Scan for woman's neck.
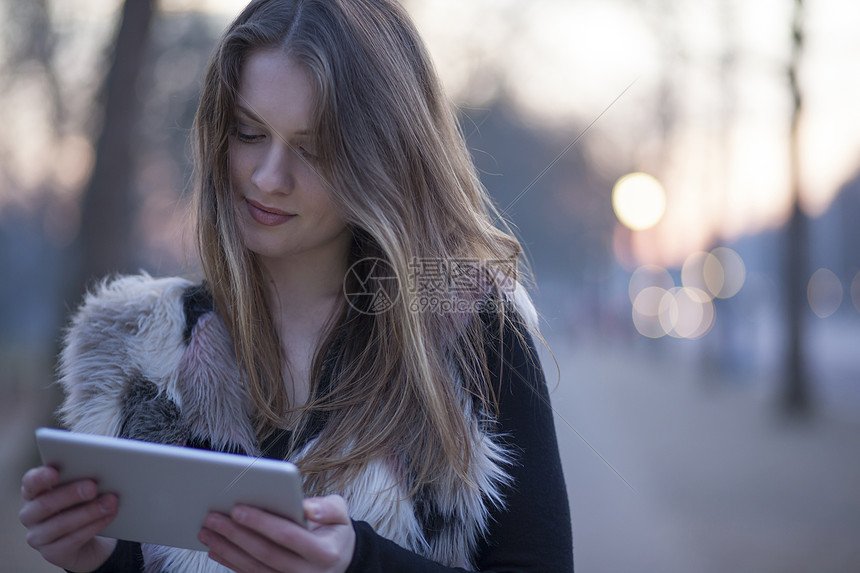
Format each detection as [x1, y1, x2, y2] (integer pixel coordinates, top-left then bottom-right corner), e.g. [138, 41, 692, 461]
[259, 243, 350, 414]
[259, 237, 351, 335]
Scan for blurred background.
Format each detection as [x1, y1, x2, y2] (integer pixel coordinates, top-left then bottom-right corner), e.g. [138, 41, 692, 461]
[2, 0, 859, 571]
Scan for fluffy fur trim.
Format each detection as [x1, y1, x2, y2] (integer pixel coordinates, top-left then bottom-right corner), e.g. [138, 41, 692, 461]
[58, 274, 192, 438]
[58, 274, 521, 571]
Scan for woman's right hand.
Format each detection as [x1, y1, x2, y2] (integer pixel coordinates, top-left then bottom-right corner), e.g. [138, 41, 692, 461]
[19, 466, 119, 572]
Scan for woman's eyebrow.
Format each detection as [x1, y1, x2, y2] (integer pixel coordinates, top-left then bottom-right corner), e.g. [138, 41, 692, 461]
[235, 104, 265, 124]
[235, 104, 310, 136]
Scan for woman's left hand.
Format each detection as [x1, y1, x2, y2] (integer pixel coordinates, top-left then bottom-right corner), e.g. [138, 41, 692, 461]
[199, 495, 355, 573]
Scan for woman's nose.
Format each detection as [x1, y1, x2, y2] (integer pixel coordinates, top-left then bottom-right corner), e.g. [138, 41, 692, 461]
[251, 144, 295, 194]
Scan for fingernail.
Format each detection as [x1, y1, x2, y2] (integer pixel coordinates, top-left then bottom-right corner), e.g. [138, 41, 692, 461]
[78, 482, 95, 500]
[305, 500, 321, 520]
[198, 529, 210, 545]
[233, 507, 247, 523]
[99, 495, 114, 513]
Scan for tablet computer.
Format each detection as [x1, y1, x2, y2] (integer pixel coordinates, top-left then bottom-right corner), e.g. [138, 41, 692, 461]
[36, 427, 305, 551]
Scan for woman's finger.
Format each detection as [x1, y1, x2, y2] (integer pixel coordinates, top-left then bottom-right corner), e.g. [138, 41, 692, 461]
[229, 505, 314, 551]
[199, 519, 285, 573]
[20, 466, 59, 501]
[19, 479, 98, 527]
[36, 514, 117, 567]
[303, 496, 350, 527]
[234, 497, 353, 569]
[25, 494, 117, 548]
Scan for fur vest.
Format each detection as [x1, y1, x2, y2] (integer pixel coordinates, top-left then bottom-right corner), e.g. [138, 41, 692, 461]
[57, 274, 533, 572]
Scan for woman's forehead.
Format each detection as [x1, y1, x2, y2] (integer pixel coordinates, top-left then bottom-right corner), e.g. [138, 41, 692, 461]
[235, 49, 315, 135]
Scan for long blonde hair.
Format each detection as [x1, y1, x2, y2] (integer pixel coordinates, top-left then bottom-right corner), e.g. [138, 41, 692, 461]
[192, 0, 526, 495]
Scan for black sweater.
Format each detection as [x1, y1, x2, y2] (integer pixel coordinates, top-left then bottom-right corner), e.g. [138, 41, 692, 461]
[85, 310, 573, 572]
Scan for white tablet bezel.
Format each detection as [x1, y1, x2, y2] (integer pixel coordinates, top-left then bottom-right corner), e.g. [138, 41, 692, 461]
[36, 427, 306, 551]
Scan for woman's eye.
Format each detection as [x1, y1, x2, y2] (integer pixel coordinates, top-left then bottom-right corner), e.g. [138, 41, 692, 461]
[235, 131, 264, 143]
[231, 123, 264, 143]
[296, 145, 318, 161]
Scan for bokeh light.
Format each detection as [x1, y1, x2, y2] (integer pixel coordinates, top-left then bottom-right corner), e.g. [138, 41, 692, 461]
[681, 251, 721, 300]
[658, 287, 715, 340]
[808, 268, 843, 318]
[612, 172, 667, 231]
[680, 247, 746, 301]
[852, 272, 860, 313]
[630, 258, 728, 340]
[632, 286, 670, 338]
[628, 265, 674, 303]
[710, 247, 746, 299]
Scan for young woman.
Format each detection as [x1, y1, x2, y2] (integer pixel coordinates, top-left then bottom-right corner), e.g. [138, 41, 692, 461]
[19, 0, 573, 571]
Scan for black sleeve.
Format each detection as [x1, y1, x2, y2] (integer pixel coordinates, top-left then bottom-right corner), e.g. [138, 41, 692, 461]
[344, 308, 574, 572]
[474, 308, 574, 571]
[347, 520, 472, 573]
[64, 539, 143, 573]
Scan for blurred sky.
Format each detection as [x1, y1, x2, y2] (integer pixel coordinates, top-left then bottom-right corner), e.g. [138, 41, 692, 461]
[186, 0, 860, 267]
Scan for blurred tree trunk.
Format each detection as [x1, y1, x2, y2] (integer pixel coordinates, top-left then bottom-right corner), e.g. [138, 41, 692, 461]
[40, 0, 156, 432]
[71, 0, 156, 302]
[782, 0, 812, 416]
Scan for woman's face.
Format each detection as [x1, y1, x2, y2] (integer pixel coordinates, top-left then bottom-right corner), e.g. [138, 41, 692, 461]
[229, 49, 351, 267]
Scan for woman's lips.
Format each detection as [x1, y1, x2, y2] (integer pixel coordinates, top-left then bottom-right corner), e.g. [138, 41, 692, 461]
[245, 199, 295, 226]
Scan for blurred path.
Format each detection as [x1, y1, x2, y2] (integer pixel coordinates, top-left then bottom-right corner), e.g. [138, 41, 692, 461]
[546, 333, 860, 573]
